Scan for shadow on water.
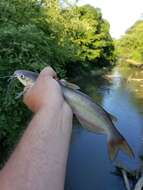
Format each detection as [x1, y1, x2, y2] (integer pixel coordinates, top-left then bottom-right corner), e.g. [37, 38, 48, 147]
[65, 66, 143, 190]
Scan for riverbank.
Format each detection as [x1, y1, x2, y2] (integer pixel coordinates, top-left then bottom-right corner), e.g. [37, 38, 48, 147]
[125, 59, 143, 68]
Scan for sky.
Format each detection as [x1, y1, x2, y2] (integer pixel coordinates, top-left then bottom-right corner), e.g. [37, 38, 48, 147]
[77, 0, 143, 39]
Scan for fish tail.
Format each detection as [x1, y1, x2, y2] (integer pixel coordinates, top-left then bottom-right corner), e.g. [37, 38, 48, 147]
[107, 132, 134, 161]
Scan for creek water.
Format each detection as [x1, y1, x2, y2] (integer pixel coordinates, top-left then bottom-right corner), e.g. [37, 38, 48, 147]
[65, 66, 143, 190]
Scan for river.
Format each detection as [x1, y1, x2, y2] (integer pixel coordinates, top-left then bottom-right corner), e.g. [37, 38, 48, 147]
[65, 66, 143, 190]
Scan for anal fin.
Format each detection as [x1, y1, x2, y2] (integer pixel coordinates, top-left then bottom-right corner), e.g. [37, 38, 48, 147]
[107, 112, 118, 123]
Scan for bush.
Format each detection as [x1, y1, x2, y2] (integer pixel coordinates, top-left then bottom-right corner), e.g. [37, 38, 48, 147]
[0, 0, 115, 165]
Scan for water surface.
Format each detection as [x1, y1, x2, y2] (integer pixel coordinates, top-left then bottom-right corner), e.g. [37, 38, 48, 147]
[65, 66, 143, 190]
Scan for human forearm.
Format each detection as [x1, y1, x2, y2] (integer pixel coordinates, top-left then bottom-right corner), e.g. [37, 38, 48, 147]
[0, 103, 73, 190]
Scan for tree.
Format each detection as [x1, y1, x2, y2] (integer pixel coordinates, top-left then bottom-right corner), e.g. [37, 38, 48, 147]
[62, 5, 115, 72]
[0, 0, 115, 165]
[116, 19, 143, 64]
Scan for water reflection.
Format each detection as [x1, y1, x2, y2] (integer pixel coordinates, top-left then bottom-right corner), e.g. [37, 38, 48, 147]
[65, 66, 143, 190]
[119, 66, 143, 113]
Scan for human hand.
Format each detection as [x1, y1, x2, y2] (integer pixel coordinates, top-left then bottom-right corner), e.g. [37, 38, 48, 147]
[23, 67, 71, 114]
[0, 67, 73, 190]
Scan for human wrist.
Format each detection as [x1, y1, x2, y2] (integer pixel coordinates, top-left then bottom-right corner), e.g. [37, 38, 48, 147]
[36, 100, 64, 114]
[36, 101, 73, 130]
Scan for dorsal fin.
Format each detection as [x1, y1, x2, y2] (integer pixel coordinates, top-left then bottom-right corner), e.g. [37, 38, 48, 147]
[60, 79, 80, 90]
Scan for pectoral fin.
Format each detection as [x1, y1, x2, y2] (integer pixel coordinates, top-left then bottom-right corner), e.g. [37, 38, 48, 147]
[15, 91, 25, 99]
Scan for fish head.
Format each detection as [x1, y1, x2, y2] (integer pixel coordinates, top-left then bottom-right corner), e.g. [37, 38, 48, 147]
[14, 70, 38, 86]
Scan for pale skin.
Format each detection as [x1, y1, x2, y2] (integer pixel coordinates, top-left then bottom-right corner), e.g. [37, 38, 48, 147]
[0, 67, 73, 190]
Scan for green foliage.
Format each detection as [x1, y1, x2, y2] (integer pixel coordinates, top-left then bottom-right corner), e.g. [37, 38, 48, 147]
[0, 0, 115, 165]
[62, 5, 115, 71]
[116, 20, 143, 64]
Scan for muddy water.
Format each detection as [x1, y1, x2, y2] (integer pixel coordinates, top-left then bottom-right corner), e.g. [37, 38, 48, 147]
[65, 66, 143, 190]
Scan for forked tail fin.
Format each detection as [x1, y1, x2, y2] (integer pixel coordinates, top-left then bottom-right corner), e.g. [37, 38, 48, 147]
[107, 133, 134, 161]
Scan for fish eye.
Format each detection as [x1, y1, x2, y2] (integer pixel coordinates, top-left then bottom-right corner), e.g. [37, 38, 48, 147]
[21, 74, 25, 79]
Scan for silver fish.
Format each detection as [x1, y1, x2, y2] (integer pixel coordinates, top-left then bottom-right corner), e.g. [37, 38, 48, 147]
[14, 70, 134, 160]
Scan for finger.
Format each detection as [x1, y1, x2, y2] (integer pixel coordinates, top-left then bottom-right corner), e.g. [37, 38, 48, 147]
[39, 66, 57, 79]
[23, 85, 34, 103]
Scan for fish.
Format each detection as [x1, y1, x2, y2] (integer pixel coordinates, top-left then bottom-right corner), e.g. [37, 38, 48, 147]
[13, 70, 134, 160]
